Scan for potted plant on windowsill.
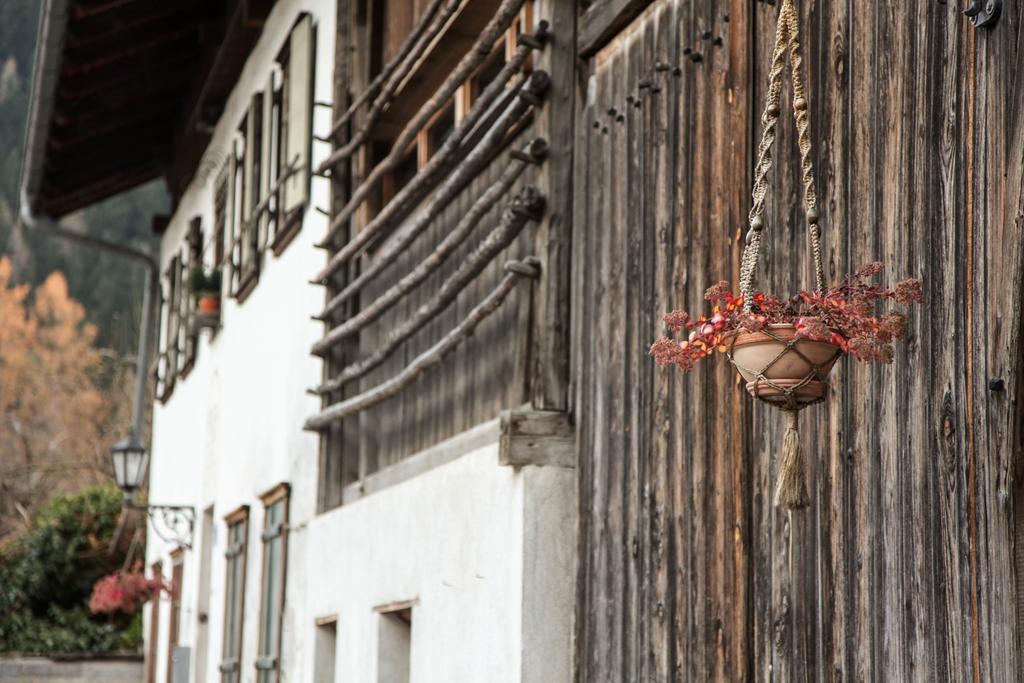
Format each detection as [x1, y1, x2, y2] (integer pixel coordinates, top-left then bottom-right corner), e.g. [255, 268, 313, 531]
[190, 268, 222, 325]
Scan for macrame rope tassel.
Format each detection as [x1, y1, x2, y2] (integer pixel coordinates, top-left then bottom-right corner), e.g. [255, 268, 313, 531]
[774, 409, 810, 509]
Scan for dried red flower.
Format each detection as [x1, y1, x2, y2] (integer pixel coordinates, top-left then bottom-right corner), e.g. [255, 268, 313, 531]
[650, 263, 922, 373]
[89, 566, 169, 615]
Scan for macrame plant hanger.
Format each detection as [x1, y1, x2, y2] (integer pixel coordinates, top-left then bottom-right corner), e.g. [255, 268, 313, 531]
[729, 0, 836, 510]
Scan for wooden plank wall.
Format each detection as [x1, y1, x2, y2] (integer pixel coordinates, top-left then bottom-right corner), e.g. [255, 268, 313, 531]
[573, 0, 1024, 679]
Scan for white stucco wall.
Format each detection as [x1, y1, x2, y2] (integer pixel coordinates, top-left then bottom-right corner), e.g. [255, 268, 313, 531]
[142, 1, 575, 681]
[146, 1, 334, 680]
[295, 435, 574, 683]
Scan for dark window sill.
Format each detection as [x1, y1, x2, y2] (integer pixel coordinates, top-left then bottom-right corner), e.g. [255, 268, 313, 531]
[234, 264, 260, 304]
[271, 205, 305, 256]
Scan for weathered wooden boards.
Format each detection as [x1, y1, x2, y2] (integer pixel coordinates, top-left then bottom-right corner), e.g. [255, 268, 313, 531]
[318, 0, 577, 493]
[499, 409, 575, 467]
[573, 0, 1024, 679]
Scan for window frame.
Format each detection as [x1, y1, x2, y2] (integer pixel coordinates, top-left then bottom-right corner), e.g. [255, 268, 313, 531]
[180, 218, 203, 377]
[255, 483, 290, 683]
[157, 254, 182, 402]
[146, 561, 163, 683]
[275, 14, 315, 255]
[166, 548, 185, 683]
[220, 505, 250, 683]
[214, 162, 230, 272]
[234, 97, 263, 302]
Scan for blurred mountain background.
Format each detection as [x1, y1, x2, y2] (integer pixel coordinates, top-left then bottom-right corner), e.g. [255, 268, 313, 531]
[0, 1, 165, 555]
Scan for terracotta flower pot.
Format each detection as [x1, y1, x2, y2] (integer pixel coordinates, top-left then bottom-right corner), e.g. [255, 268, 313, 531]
[729, 323, 841, 405]
[198, 295, 220, 315]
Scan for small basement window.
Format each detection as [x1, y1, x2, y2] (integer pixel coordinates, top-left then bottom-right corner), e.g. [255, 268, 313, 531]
[312, 616, 338, 683]
[376, 602, 414, 683]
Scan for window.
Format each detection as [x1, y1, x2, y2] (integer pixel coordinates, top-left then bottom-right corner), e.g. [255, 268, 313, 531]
[312, 616, 337, 683]
[375, 601, 414, 683]
[233, 97, 263, 299]
[255, 484, 289, 683]
[181, 218, 203, 376]
[220, 506, 249, 683]
[279, 15, 314, 236]
[166, 549, 185, 683]
[157, 254, 183, 402]
[263, 69, 282, 251]
[214, 165, 229, 271]
[146, 561, 162, 683]
[224, 15, 314, 303]
[195, 506, 216, 683]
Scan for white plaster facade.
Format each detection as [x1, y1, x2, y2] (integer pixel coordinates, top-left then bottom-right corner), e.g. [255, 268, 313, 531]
[144, 2, 575, 682]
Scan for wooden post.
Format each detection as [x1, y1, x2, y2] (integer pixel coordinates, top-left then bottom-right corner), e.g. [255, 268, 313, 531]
[529, 0, 576, 411]
[498, 409, 575, 468]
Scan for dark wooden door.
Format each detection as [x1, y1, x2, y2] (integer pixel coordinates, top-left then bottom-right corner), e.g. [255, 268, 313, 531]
[572, 0, 1024, 679]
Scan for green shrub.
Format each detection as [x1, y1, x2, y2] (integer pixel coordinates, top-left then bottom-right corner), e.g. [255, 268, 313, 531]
[0, 485, 143, 654]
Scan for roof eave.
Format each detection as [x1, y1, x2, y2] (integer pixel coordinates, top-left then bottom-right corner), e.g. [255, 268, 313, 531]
[20, 0, 70, 217]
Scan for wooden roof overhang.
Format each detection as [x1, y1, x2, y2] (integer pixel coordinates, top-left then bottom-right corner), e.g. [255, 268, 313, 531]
[21, 0, 276, 219]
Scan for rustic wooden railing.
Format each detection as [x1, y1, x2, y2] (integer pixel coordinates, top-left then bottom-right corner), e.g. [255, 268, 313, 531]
[307, 0, 555, 431]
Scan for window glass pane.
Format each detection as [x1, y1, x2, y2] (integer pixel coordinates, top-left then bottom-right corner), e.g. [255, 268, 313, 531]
[283, 15, 312, 213]
[222, 518, 246, 683]
[257, 497, 285, 683]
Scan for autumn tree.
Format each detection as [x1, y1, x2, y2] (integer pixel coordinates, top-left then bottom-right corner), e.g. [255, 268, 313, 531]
[0, 256, 130, 543]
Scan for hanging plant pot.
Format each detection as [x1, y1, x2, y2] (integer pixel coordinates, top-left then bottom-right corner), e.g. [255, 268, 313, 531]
[729, 324, 841, 406]
[649, 0, 923, 511]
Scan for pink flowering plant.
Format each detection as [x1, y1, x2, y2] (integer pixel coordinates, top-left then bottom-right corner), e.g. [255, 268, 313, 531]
[89, 566, 169, 616]
[649, 262, 923, 372]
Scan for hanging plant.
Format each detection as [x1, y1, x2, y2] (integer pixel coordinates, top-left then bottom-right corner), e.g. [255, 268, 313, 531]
[650, 0, 922, 510]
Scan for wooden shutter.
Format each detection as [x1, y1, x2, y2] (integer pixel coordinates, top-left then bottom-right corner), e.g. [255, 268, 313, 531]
[260, 72, 275, 250]
[227, 141, 239, 292]
[283, 15, 313, 214]
[242, 104, 258, 274]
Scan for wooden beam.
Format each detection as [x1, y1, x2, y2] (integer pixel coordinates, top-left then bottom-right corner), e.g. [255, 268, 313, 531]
[312, 187, 544, 369]
[328, 0, 452, 138]
[58, 51, 198, 99]
[529, 0, 575, 412]
[51, 98, 181, 135]
[64, 0, 208, 50]
[576, 0, 653, 58]
[318, 137, 545, 319]
[315, 67, 549, 280]
[42, 166, 160, 218]
[48, 126, 170, 156]
[304, 261, 539, 430]
[498, 409, 575, 468]
[71, 0, 143, 21]
[373, 598, 420, 614]
[62, 26, 199, 75]
[46, 153, 157, 196]
[58, 69, 192, 108]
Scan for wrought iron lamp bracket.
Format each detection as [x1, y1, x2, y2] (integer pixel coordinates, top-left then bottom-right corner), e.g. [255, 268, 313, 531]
[126, 501, 196, 549]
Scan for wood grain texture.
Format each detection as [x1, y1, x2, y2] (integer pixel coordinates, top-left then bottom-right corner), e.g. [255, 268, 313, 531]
[498, 409, 575, 467]
[573, 0, 1024, 679]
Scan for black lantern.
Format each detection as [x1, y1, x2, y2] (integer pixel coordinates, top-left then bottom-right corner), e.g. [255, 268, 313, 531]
[110, 435, 148, 498]
[110, 435, 194, 548]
